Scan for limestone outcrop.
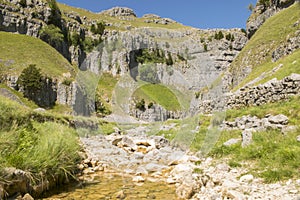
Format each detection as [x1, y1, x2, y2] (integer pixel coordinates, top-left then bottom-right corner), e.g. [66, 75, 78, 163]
[99, 7, 136, 17]
[246, 0, 296, 38]
[198, 73, 300, 113]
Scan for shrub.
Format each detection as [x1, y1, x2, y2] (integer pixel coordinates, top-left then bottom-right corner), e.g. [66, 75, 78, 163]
[203, 43, 208, 52]
[148, 102, 154, 109]
[214, 31, 224, 40]
[166, 52, 174, 66]
[62, 78, 73, 86]
[39, 24, 64, 49]
[241, 28, 247, 35]
[70, 32, 81, 46]
[46, 0, 61, 27]
[90, 22, 105, 35]
[226, 33, 235, 41]
[19, 0, 27, 7]
[17, 64, 43, 101]
[135, 99, 146, 111]
[248, 3, 254, 11]
[258, 0, 271, 7]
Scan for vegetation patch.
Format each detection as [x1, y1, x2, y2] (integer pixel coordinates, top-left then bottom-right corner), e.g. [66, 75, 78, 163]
[210, 129, 300, 183]
[95, 73, 119, 116]
[230, 3, 300, 88]
[0, 96, 81, 190]
[0, 31, 75, 78]
[225, 96, 300, 125]
[133, 84, 181, 111]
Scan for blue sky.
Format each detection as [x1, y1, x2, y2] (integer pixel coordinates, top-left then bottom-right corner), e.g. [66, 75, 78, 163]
[57, 0, 257, 29]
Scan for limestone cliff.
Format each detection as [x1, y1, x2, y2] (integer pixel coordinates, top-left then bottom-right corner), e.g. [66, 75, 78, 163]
[246, 0, 296, 38]
[0, 1, 249, 119]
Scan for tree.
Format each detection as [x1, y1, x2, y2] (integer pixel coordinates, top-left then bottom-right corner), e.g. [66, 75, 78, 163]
[17, 65, 43, 101]
[135, 99, 146, 111]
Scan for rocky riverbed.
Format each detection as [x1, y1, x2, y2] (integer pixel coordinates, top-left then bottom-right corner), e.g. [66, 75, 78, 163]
[74, 125, 300, 200]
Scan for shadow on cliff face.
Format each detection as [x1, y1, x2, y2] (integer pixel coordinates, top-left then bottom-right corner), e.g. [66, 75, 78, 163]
[129, 50, 140, 81]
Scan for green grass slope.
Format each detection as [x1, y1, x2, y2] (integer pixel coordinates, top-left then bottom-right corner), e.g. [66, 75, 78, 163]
[133, 84, 182, 111]
[230, 2, 300, 88]
[0, 32, 75, 78]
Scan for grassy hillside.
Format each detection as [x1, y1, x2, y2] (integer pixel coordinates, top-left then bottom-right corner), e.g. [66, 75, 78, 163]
[133, 84, 182, 111]
[230, 2, 300, 88]
[0, 32, 76, 79]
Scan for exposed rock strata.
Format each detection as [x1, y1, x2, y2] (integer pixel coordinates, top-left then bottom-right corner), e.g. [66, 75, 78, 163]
[199, 73, 300, 113]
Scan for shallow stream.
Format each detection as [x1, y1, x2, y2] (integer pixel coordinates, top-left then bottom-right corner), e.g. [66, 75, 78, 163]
[43, 172, 177, 200]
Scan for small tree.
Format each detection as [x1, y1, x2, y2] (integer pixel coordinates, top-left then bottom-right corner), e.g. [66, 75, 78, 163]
[135, 99, 146, 111]
[17, 65, 43, 101]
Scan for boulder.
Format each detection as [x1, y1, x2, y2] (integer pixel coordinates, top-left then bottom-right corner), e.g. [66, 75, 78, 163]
[132, 176, 145, 183]
[223, 138, 241, 146]
[100, 7, 136, 17]
[242, 129, 253, 147]
[22, 193, 34, 200]
[239, 174, 254, 183]
[267, 114, 289, 125]
[297, 135, 300, 142]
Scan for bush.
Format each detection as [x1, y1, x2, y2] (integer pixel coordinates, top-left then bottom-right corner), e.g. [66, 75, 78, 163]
[214, 31, 224, 40]
[46, 0, 62, 27]
[70, 32, 81, 46]
[19, 0, 27, 7]
[39, 24, 64, 49]
[17, 64, 43, 101]
[91, 22, 105, 35]
[226, 33, 235, 41]
[148, 102, 154, 109]
[135, 99, 146, 111]
[203, 43, 208, 52]
[166, 52, 174, 66]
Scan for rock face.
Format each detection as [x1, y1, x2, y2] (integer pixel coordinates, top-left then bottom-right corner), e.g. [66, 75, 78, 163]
[0, 0, 248, 119]
[246, 0, 296, 38]
[131, 104, 183, 122]
[99, 7, 136, 17]
[199, 73, 300, 113]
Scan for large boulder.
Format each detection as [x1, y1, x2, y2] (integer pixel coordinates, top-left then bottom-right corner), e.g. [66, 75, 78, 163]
[100, 7, 136, 17]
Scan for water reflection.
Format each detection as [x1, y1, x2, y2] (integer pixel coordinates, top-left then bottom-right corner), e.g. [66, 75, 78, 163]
[43, 172, 177, 200]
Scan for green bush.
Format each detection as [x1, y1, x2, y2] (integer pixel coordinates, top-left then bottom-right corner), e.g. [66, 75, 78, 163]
[17, 64, 43, 102]
[166, 52, 173, 66]
[135, 49, 165, 64]
[90, 22, 105, 35]
[203, 43, 208, 52]
[46, 0, 62, 27]
[135, 99, 146, 111]
[214, 31, 224, 40]
[148, 102, 154, 109]
[226, 33, 235, 41]
[39, 24, 64, 49]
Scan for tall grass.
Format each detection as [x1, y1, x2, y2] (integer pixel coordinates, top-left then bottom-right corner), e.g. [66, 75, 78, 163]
[0, 96, 81, 186]
[210, 128, 300, 183]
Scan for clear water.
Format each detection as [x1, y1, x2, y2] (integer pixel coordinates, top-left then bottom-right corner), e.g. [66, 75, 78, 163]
[43, 172, 177, 200]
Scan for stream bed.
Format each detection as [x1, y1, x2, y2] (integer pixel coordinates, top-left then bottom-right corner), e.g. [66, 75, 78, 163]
[43, 172, 177, 200]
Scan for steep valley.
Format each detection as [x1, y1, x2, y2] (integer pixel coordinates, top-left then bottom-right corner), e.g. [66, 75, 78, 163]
[0, 0, 299, 199]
